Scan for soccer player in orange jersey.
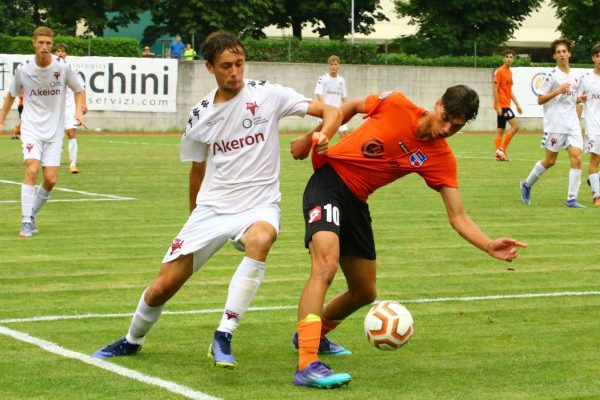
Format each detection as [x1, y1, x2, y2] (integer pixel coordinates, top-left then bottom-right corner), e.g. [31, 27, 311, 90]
[493, 49, 522, 161]
[289, 85, 527, 389]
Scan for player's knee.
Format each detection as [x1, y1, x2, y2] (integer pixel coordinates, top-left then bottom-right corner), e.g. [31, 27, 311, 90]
[244, 230, 277, 258]
[354, 287, 377, 306]
[311, 258, 338, 285]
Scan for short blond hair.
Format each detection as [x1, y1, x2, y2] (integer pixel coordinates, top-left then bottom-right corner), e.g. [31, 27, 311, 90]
[327, 55, 340, 64]
[33, 26, 55, 40]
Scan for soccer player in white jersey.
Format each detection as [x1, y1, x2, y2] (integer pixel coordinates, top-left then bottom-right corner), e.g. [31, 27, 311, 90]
[520, 38, 586, 208]
[315, 55, 349, 137]
[92, 31, 345, 375]
[54, 43, 87, 174]
[579, 43, 600, 206]
[0, 26, 86, 237]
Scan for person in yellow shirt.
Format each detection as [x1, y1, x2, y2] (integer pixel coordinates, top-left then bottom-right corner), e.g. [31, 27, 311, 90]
[184, 43, 197, 61]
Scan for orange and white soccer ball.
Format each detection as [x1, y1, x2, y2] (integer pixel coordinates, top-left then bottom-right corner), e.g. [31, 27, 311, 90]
[364, 300, 413, 350]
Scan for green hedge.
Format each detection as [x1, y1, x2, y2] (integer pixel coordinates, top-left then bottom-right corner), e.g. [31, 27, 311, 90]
[4, 36, 141, 57]
[243, 38, 379, 64]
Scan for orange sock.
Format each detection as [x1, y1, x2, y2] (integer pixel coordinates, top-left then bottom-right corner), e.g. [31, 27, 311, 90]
[321, 317, 341, 336]
[495, 134, 502, 150]
[502, 132, 513, 150]
[298, 314, 321, 370]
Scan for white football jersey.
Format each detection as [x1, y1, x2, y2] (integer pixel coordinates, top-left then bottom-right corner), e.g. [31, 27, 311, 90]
[9, 55, 84, 141]
[180, 79, 310, 213]
[64, 59, 86, 124]
[314, 73, 347, 107]
[538, 67, 581, 133]
[579, 71, 600, 136]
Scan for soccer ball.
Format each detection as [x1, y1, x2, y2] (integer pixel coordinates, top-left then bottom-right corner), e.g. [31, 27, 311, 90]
[364, 301, 413, 350]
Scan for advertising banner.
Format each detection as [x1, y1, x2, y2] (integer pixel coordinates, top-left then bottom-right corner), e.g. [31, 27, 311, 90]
[0, 55, 178, 112]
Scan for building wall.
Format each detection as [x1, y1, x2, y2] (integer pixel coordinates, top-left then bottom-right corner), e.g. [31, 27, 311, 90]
[3, 61, 543, 132]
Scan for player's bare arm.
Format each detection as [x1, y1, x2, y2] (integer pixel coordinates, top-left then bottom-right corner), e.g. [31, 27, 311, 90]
[440, 186, 527, 261]
[0, 92, 16, 132]
[493, 82, 502, 115]
[188, 161, 206, 214]
[74, 91, 89, 129]
[537, 82, 570, 105]
[291, 101, 342, 160]
[511, 92, 522, 114]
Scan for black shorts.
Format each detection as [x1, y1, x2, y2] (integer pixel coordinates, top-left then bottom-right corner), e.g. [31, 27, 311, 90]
[303, 164, 376, 260]
[497, 107, 516, 129]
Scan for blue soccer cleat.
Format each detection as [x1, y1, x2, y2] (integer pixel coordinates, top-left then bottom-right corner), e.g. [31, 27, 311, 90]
[520, 181, 531, 205]
[293, 332, 352, 355]
[92, 337, 141, 358]
[565, 199, 586, 209]
[293, 361, 351, 389]
[208, 330, 237, 369]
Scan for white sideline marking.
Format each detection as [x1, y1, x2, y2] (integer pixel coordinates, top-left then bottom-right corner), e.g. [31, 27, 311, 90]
[87, 139, 150, 145]
[0, 179, 135, 203]
[1, 291, 598, 324]
[0, 325, 221, 400]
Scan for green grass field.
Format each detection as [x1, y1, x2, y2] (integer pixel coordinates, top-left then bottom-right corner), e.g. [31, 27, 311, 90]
[0, 132, 599, 400]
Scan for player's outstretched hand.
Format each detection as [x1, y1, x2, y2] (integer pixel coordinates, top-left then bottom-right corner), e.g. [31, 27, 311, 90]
[75, 112, 89, 130]
[487, 238, 527, 262]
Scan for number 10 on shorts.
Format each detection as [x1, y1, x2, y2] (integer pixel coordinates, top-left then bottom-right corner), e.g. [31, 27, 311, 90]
[308, 204, 339, 226]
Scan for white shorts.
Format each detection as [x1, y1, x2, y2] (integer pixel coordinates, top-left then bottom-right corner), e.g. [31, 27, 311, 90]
[64, 115, 79, 130]
[162, 203, 281, 272]
[21, 133, 63, 167]
[586, 135, 600, 155]
[540, 130, 583, 152]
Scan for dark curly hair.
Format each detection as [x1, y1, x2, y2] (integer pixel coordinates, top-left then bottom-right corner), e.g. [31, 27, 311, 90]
[441, 85, 479, 123]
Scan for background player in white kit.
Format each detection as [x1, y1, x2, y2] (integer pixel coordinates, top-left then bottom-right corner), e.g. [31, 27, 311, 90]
[54, 43, 87, 174]
[578, 43, 600, 206]
[520, 38, 586, 208]
[92, 31, 342, 368]
[315, 55, 349, 137]
[0, 26, 86, 237]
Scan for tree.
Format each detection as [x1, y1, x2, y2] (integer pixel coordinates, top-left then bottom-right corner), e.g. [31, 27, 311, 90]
[394, 0, 543, 57]
[271, 0, 388, 40]
[551, 0, 600, 63]
[43, 0, 146, 36]
[143, 0, 276, 46]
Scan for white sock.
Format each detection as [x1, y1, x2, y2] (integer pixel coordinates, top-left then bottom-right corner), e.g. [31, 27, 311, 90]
[126, 289, 164, 345]
[217, 257, 265, 334]
[21, 184, 35, 222]
[68, 138, 78, 166]
[31, 186, 51, 217]
[525, 161, 546, 187]
[590, 173, 600, 198]
[567, 168, 581, 200]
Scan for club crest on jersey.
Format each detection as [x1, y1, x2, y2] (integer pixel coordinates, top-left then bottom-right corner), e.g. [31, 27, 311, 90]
[361, 139, 384, 159]
[246, 101, 259, 116]
[242, 118, 253, 128]
[53, 71, 61, 80]
[169, 238, 184, 255]
[409, 148, 428, 167]
[308, 206, 322, 224]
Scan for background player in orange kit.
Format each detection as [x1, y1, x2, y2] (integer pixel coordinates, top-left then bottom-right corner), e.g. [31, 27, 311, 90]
[493, 49, 522, 161]
[289, 85, 527, 389]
